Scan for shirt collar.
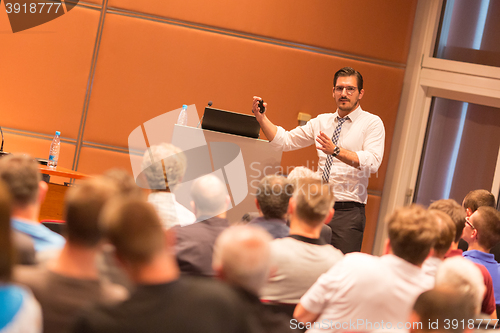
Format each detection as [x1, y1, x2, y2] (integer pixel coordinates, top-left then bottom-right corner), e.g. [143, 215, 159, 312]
[334, 105, 362, 122]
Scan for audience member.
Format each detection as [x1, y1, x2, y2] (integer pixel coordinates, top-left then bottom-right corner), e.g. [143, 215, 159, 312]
[213, 225, 293, 333]
[73, 199, 257, 333]
[173, 174, 230, 277]
[248, 175, 293, 239]
[141, 143, 196, 228]
[459, 189, 496, 252]
[462, 206, 500, 313]
[14, 177, 128, 333]
[293, 204, 437, 333]
[261, 179, 343, 307]
[435, 256, 485, 315]
[433, 199, 496, 317]
[0, 154, 65, 260]
[287, 167, 332, 244]
[421, 209, 455, 277]
[0, 180, 42, 332]
[102, 168, 145, 199]
[409, 288, 474, 333]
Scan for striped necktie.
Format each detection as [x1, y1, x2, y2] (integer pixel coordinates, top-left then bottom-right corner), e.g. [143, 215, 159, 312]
[322, 116, 348, 183]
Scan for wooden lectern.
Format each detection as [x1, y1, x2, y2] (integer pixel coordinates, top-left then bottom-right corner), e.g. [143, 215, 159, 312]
[38, 166, 89, 221]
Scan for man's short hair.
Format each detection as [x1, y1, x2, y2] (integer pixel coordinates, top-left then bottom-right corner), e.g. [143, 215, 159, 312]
[64, 177, 118, 247]
[100, 198, 165, 266]
[473, 206, 500, 250]
[429, 199, 466, 243]
[0, 180, 13, 282]
[141, 143, 186, 191]
[427, 210, 456, 257]
[412, 288, 474, 333]
[213, 225, 272, 294]
[191, 174, 227, 217]
[387, 205, 437, 266]
[333, 67, 363, 91]
[103, 168, 145, 199]
[256, 175, 294, 219]
[0, 154, 41, 208]
[435, 256, 484, 315]
[463, 189, 496, 213]
[293, 179, 334, 226]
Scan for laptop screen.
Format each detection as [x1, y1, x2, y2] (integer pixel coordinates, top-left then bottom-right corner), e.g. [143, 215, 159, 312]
[201, 107, 261, 139]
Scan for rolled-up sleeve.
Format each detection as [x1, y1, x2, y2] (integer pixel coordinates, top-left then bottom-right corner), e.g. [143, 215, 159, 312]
[355, 117, 385, 174]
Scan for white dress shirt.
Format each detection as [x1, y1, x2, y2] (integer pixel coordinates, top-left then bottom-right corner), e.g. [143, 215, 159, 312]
[299, 253, 433, 333]
[147, 192, 196, 229]
[270, 106, 385, 203]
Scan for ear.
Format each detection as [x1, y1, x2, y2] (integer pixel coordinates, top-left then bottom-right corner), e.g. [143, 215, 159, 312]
[287, 197, 295, 216]
[323, 208, 334, 224]
[320, 208, 334, 225]
[255, 198, 261, 212]
[38, 181, 48, 204]
[164, 228, 176, 253]
[383, 239, 392, 255]
[466, 208, 473, 217]
[358, 88, 365, 100]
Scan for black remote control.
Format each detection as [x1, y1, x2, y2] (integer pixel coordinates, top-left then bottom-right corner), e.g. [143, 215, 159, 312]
[258, 99, 265, 113]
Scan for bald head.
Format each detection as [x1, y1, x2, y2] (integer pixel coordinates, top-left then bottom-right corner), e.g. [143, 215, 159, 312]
[213, 225, 272, 295]
[191, 174, 229, 218]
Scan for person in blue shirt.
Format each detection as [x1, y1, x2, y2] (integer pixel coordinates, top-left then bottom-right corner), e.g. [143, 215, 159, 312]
[0, 154, 65, 257]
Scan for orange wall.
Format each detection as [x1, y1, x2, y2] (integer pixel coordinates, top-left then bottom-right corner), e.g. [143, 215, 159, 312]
[0, 0, 419, 253]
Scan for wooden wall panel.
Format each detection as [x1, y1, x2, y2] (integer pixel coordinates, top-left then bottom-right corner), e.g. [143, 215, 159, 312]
[2, 132, 76, 169]
[77, 146, 138, 176]
[107, 0, 418, 64]
[0, 6, 101, 139]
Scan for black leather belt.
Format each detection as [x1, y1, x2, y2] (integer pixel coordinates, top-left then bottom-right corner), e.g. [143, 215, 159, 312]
[334, 201, 365, 209]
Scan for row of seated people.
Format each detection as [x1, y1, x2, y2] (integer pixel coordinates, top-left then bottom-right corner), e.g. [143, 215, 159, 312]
[0, 146, 499, 333]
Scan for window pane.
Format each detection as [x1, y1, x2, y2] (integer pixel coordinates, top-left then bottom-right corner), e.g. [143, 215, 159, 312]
[434, 0, 500, 68]
[414, 97, 500, 206]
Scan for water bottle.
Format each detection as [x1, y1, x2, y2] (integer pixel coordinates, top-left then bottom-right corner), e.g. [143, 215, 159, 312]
[177, 104, 188, 126]
[48, 131, 61, 168]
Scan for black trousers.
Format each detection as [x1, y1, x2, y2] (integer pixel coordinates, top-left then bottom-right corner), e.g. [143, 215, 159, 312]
[328, 203, 365, 254]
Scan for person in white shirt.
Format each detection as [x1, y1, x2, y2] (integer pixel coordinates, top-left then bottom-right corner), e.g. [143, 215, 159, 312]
[252, 67, 385, 253]
[292, 204, 438, 333]
[141, 143, 196, 229]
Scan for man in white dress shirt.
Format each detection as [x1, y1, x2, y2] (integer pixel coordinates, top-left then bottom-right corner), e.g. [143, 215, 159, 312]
[142, 143, 196, 229]
[292, 205, 438, 333]
[253, 67, 385, 253]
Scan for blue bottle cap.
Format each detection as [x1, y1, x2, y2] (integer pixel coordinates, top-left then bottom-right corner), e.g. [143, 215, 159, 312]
[182, 104, 187, 109]
[55, 131, 61, 136]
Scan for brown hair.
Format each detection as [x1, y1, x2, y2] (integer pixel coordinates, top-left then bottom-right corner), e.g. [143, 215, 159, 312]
[64, 177, 118, 247]
[429, 199, 466, 243]
[387, 205, 437, 266]
[0, 154, 41, 208]
[428, 210, 456, 257]
[473, 206, 500, 250]
[463, 189, 496, 213]
[293, 179, 334, 226]
[100, 198, 165, 266]
[256, 175, 294, 219]
[0, 180, 13, 282]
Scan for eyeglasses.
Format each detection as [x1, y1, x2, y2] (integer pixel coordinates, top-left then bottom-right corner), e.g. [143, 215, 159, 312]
[334, 86, 358, 95]
[465, 217, 476, 230]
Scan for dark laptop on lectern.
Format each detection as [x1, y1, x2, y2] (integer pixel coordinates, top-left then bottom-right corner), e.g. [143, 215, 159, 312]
[201, 107, 261, 139]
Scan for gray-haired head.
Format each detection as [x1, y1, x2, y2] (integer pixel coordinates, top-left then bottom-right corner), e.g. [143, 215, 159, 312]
[213, 225, 272, 295]
[435, 256, 484, 314]
[256, 175, 294, 220]
[141, 143, 187, 191]
[190, 174, 228, 218]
